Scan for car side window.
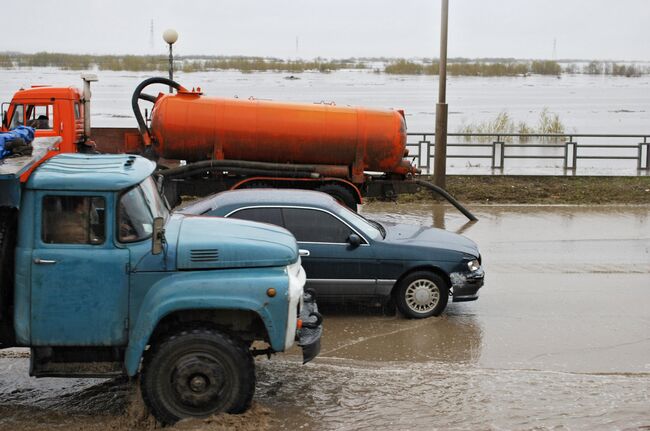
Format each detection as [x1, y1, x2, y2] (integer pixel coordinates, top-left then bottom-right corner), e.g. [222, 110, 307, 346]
[282, 208, 354, 243]
[42, 196, 105, 244]
[229, 207, 284, 226]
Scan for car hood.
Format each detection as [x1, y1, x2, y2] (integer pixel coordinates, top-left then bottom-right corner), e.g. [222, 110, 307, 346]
[176, 215, 299, 270]
[382, 222, 479, 257]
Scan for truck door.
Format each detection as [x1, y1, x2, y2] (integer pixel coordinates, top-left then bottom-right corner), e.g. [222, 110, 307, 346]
[30, 193, 129, 346]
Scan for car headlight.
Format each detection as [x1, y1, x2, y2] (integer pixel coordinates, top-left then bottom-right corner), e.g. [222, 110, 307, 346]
[467, 259, 481, 272]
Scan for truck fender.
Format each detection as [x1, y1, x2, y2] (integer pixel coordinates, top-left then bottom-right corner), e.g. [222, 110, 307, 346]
[124, 270, 289, 376]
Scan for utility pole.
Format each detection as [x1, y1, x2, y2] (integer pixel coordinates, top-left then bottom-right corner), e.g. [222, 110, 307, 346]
[433, 0, 449, 189]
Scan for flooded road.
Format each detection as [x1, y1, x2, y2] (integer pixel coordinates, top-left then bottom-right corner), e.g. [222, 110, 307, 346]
[1, 204, 649, 430]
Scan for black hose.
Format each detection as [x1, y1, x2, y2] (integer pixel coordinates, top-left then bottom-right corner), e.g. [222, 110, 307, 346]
[164, 166, 319, 179]
[412, 179, 478, 221]
[160, 159, 329, 178]
[131, 77, 186, 142]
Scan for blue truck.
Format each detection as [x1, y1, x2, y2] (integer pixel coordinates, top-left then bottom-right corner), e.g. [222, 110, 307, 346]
[0, 137, 321, 424]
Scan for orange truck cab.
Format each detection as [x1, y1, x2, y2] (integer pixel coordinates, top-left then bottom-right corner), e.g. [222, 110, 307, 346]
[2, 86, 82, 153]
[1, 75, 97, 181]
[2, 75, 97, 153]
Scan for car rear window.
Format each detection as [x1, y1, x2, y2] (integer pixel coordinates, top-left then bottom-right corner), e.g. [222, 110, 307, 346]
[229, 207, 284, 226]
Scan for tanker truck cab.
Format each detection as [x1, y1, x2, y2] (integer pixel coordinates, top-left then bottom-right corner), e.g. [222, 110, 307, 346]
[1, 75, 96, 158]
[0, 152, 321, 425]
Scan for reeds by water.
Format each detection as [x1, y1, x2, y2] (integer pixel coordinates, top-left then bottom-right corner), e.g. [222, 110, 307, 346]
[457, 109, 566, 143]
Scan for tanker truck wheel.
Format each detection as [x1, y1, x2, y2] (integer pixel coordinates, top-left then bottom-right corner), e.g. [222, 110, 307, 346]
[141, 327, 255, 425]
[317, 184, 357, 211]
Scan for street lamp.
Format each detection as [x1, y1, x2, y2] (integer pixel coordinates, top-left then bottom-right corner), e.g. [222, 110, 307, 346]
[162, 28, 178, 92]
[433, 0, 449, 189]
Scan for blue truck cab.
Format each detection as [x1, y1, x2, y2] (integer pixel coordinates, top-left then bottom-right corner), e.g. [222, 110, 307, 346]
[0, 141, 321, 424]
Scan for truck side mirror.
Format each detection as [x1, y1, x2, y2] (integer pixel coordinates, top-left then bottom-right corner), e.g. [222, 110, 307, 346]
[152, 217, 165, 255]
[347, 233, 361, 248]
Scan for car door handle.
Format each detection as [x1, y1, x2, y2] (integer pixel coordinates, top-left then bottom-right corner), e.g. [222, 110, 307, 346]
[34, 258, 57, 265]
[299, 249, 310, 257]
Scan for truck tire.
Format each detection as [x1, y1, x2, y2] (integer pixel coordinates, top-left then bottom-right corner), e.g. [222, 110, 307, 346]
[141, 327, 255, 425]
[394, 271, 449, 319]
[0, 208, 17, 325]
[317, 183, 357, 211]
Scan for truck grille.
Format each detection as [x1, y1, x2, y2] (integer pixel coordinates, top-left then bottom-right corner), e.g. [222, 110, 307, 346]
[190, 249, 220, 262]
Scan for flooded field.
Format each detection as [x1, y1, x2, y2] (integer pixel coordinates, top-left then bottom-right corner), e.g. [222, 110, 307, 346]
[1, 68, 649, 134]
[1, 204, 649, 430]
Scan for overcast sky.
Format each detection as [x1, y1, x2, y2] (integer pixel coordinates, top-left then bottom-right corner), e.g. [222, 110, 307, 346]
[3, 0, 649, 60]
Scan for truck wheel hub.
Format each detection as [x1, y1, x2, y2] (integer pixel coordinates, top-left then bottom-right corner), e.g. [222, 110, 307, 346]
[172, 356, 225, 406]
[190, 375, 208, 392]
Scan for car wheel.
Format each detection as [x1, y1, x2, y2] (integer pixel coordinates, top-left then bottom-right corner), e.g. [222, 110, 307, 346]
[316, 183, 357, 211]
[395, 271, 449, 318]
[141, 327, 255, 425]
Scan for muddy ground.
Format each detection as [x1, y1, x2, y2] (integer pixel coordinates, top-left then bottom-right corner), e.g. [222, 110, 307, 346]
[1, 203, 649, 430]
[404, 175, 650, 205]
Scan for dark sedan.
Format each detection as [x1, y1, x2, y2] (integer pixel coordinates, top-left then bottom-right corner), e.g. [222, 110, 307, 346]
[180, 189, 484, 318]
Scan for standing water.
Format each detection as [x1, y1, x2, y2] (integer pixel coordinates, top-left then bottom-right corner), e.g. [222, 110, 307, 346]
[1, 204, 649, 430]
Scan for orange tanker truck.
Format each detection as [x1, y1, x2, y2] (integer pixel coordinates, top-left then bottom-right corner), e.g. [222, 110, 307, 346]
[1, 76, 474, 219]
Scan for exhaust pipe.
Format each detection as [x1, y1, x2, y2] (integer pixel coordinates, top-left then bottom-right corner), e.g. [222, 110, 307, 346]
[80, 74, 98, 140]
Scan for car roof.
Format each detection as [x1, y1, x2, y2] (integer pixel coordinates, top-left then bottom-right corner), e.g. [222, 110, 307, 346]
[181, 188, 339, 215]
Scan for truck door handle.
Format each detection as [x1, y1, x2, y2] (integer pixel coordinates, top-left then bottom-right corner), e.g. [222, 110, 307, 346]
[34, 258, 57, 265]
[299, 249, 310, 257]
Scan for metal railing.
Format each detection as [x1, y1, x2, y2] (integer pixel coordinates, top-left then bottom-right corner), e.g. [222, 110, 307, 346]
[406, 132, 650, 174]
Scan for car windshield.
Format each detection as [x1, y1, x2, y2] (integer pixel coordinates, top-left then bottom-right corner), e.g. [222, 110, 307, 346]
[335, 205, 385, 240]
[118, 176, 170, 243]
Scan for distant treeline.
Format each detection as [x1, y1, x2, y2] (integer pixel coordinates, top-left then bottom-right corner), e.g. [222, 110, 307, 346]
[0, 52, 647, 77]
[0, 52, 365, 73]
[384, 59, 648, 77]
[181, 58, 366, 73]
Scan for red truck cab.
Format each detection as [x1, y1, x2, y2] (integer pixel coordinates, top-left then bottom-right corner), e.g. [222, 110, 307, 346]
[2, 86, 83, 154]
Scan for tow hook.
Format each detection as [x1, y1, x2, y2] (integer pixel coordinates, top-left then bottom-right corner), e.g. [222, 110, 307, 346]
[251, 348, 274, 359]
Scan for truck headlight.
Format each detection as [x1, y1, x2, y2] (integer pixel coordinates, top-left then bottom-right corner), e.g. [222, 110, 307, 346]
[467, 259, 481, 272]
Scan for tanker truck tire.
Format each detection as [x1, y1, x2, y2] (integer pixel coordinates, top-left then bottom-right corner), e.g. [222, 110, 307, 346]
[317, 184, 357, 211]
[141, 327, 255, 425]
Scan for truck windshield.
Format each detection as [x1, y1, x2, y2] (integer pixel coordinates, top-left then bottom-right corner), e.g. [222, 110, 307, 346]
[118, 176, 170, 243]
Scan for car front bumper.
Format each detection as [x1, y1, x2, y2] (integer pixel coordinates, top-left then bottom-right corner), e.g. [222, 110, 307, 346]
[450, 268, 485, 302]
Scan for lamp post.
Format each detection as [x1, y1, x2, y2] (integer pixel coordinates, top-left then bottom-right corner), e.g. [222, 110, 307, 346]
[433, 0, 449, 189]
[162, 29, 178, 93]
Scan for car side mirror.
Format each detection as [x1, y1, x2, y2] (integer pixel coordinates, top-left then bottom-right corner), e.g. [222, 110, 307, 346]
[347, 233, 361, 248]
[152, 217, 165, 255]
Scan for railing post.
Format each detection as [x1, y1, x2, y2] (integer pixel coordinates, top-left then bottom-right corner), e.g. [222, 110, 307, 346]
[498, 136, 505, 169]
[564, 140, 569, 170]
[491, 141, 496, 168]
[571, 137, 578, 170]
[418, 135, 431, 173]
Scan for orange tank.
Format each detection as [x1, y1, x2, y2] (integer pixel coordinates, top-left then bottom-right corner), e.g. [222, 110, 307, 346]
[148, 90, 412, 179]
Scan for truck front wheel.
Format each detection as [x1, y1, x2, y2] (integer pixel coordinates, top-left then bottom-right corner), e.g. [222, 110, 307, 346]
[141, 327, 255, 425]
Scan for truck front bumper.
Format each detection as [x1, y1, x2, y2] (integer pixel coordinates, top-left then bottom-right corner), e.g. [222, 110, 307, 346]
[298, 289, 322, 364]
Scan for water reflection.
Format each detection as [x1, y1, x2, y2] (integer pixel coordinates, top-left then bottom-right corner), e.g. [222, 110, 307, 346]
[314, 305, 483, 364]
